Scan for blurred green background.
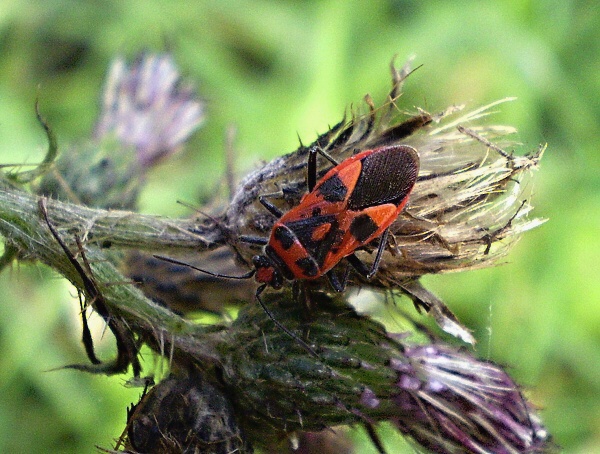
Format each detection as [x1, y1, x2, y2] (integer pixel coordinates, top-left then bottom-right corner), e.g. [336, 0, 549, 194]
[0, 0, 598, 452]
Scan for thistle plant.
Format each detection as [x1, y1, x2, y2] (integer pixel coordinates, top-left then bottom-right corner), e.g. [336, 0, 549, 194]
[0, 54, 552, 453]
[35, 53, 205, 210]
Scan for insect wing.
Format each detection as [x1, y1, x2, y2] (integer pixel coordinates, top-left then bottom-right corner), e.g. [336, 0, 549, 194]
[320, 203, 399, 269]
[297, 156, 363, 211]
[347, 145, 419, 210]
[267, 145, 419, 280]
[315, 145, 419, 273]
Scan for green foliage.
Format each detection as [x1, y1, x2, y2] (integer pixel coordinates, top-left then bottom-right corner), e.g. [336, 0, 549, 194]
[0, 0, 597, 452]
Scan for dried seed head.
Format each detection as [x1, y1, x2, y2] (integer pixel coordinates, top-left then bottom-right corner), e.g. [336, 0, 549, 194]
[382, 104, 545, 278]
[125, 374, 253, 454]
[226, 62, 545, 285]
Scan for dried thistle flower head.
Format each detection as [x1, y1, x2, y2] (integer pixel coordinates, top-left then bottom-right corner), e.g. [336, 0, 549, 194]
[226, 63, 544, 282]
[123, 374, 252, 454]
[220, 61, 544, 341]
[389, 104, 545, 277]
[393, 344, 549, 453]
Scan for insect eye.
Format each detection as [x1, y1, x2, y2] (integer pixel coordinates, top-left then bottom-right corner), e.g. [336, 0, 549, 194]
[252, 255, 270, 269]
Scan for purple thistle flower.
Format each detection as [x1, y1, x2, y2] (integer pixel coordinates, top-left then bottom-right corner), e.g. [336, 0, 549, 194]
[36, 53, 205, 209]
[219, 294, 552, 454]
[391, 344, 550, 453]
[94, 53, 205, 167]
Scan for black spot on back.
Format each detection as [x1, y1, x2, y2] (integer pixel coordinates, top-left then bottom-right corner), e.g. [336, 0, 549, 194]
[295, 256, 319, 277]
[273, 225, 295, 250]
[317, 173, 347, 203]
[282, 216, 335, 249]
[281, 215, 341, 269]
[349, 214, 379, 243]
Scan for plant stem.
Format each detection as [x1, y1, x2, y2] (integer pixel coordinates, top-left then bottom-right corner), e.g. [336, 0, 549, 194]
[0, 186, 225, 363]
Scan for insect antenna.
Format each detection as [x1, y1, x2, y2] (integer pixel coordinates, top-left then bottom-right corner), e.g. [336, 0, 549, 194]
[153, 255, 256, 280]
[153, 255, 320, 358]
[254, 285, 319, 358]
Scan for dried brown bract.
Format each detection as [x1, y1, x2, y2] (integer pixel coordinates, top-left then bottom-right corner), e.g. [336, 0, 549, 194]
[226, 63, 544, 287]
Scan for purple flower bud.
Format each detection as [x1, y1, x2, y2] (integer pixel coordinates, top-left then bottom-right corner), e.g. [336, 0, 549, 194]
[360, 387, 380, 409]
[94, 53, 205, 167]
[392, 344, 550, 453]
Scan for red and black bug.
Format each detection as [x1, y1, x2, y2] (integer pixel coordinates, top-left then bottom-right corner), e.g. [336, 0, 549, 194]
[157, 145, 419, 351]
[249, 144, 419, 291]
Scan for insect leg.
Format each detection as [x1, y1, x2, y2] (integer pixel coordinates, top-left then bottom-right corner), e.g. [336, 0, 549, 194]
[292, 281, 317, 338]
[292, 280, 312, 312]
[367, 227, 390, 279]
[325, 265, 351, 293]
[307, 145, 340, 192]
[346, 228, 391, 280]
[307, 146, 318, 192]
[258, 195, 284, 218]
[238, 235, 268, 246]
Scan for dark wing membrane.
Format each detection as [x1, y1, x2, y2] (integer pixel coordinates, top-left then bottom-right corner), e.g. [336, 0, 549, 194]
[347, 145, 419, 210]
